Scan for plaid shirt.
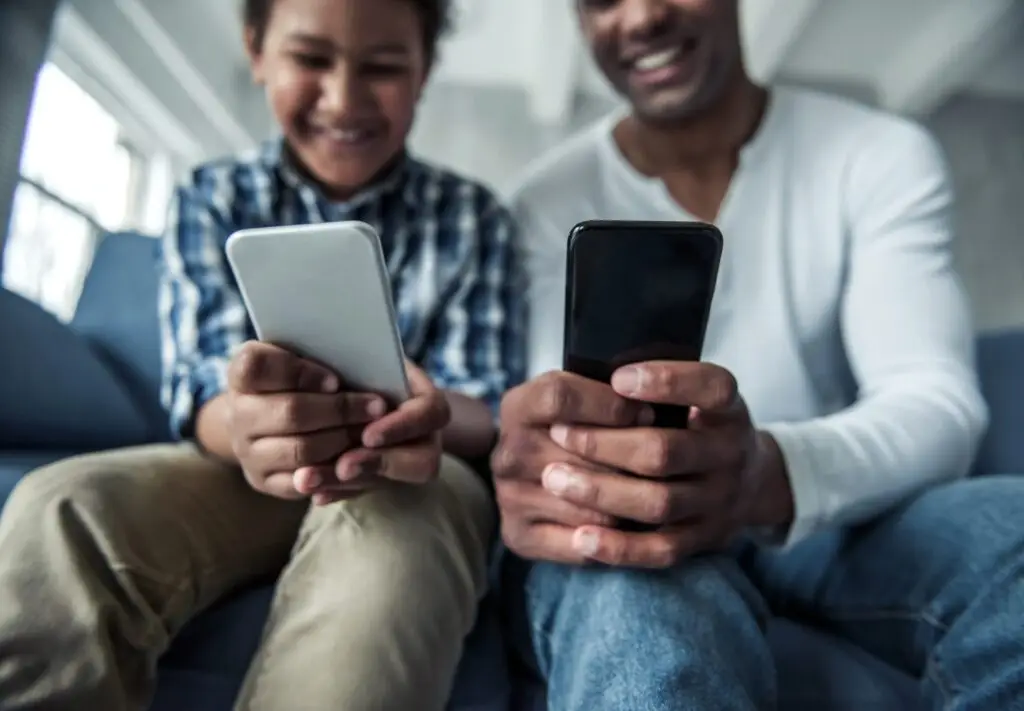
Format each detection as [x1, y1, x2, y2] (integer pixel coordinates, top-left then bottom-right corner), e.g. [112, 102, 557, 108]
[158, 139, 526, 438]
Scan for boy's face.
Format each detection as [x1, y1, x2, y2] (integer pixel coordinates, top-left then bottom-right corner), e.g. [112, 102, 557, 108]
[248, 0, 428, 197]
[578, 0, 742, 123]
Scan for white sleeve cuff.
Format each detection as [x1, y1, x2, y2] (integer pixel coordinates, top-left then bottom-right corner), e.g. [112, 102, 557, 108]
[759, 421, 828, 548]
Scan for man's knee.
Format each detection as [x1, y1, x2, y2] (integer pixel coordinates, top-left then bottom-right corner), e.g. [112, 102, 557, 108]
[523, 554, 769, 646]
[893, 476, 1024, 572]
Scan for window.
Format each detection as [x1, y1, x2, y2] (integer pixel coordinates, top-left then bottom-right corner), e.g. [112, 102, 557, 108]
[2, 63, 167, 321]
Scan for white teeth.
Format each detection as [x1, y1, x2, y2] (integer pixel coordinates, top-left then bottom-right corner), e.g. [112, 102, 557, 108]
[633, 48, 680, 71]
[325, 129, 370, 144]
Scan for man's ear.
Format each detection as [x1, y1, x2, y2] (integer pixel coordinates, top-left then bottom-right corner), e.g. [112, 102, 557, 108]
[244, 26, 266, 84]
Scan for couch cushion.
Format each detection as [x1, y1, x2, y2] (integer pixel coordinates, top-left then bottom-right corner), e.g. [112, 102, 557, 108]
[71, 232, 169, 442]
[0, 289, 151, 450]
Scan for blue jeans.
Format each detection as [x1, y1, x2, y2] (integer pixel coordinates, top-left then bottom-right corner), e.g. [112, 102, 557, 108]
[501, 476, 1024, 710]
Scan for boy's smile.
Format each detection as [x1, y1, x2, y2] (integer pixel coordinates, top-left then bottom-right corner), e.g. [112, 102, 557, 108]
[247, 0, 429, 199]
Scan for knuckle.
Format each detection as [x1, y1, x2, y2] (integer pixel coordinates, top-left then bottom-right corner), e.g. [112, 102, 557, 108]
[537, 374, 573, 422]
[491, 429, 534, 479]
[640, 431, 672, 474]
[278, 396, 303, 428]
[652, 538, 681, 568]
[608, 396, 633, 426]
[498, 386, 524, 425]
[642, 486, 674, 524]
[706, 368, 738, 411]
[229, 343, 262, 386]
[287, 437, 315, 467]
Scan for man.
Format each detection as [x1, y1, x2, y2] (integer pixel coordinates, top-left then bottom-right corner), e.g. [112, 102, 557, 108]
[493, 1, 1024, 709]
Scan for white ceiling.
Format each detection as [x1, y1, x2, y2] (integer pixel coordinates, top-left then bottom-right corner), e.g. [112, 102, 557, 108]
[50, 0, 1024, 162]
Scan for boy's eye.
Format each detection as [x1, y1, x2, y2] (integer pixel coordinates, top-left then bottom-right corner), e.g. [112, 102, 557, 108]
[360, 63, 407, 77]
[291, 52, 332, 70]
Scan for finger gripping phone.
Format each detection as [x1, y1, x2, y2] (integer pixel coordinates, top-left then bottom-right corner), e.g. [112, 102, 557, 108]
[563, 220, 724, 429]
[225, 221, 410, 406]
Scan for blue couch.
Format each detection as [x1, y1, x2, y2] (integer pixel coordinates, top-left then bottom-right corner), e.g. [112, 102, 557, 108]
[1, 231, 1021, 710]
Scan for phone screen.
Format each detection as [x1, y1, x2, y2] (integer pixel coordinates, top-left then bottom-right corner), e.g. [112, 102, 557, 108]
[563, 220, 723, 429]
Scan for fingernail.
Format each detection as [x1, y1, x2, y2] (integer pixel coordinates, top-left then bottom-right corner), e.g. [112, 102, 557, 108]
[296, 468, 321, 489]
[550, 425, 569, 447]
[366, 398, 387, 418]
[612, 367, 643, 396]
[573, 529, 600, 557]
[321, 375, 339, 393]
[543, 466, 586, 497]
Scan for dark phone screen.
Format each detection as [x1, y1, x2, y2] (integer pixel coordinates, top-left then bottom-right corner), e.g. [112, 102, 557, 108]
[564, 222, 722, 429]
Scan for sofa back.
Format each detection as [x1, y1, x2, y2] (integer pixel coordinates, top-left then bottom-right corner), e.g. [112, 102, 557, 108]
[0, 286, 153, 448]
[71, 231, 170, 441]
[974, 329, 1024, 476]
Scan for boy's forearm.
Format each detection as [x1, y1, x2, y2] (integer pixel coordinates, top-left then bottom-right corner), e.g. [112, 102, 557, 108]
[441, 391, 497, 461]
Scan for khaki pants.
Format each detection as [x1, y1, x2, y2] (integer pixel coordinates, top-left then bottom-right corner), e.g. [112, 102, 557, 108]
[0, 443, 494, 711]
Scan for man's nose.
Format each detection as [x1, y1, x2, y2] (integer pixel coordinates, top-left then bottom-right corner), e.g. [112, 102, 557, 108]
[620, 0, 670, 36]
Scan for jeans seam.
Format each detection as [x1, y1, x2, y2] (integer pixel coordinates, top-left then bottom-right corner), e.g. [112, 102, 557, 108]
[927, 656, 958, 710]
[810, 604, 951, 633]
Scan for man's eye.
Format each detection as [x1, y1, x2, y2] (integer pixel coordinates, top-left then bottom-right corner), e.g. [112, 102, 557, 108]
[580, 0, 619, 11]
[292, 53, 332, 70]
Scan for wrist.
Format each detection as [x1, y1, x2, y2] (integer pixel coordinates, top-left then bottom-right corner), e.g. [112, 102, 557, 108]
[746, 431, 795, 531]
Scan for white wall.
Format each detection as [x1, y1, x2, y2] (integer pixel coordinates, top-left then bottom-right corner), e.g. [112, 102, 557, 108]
[927, 94, 1024, 331]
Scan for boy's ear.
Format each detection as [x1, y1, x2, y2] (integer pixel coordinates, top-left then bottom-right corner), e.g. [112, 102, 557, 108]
[244, 26, 266, 84]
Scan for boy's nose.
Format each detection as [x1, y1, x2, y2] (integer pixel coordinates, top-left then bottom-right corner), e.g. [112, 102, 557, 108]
[319, 65, 362, 113]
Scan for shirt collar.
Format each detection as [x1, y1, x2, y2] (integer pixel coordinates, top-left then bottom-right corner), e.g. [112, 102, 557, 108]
[260, 136, 418, 217]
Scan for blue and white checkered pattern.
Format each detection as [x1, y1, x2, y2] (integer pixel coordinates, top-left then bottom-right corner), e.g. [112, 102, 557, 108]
[158, 140, 526, 438]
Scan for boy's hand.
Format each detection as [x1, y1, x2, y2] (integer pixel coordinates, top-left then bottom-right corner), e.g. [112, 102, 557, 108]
[225, 341, 387, 501]
[294, 361, 451, 505]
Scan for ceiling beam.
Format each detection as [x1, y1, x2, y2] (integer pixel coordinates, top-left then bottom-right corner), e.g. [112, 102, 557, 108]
[51, 5, 203, 164]
[525, 0, 580, 126]
[740, 0, 822, 83]
[877, 0, 1024, 116]
[113, 0, 257, 152]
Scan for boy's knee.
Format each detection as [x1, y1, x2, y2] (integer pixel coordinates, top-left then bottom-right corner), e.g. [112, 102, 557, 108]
[4, 453, 132, 529]
[298, 457, 494, 607]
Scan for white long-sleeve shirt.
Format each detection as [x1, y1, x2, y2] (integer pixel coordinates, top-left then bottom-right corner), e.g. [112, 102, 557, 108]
[509, 87, 988, 547]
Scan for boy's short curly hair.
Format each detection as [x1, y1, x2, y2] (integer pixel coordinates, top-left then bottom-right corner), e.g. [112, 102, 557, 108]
[243, 0, 453, 63]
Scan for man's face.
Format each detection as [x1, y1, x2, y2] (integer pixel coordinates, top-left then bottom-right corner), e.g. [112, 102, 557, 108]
[578, 0, 743, 123]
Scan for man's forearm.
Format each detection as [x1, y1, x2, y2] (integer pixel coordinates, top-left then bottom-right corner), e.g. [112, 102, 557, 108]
[194, 395, 239, 464]
[441, 391, 497, 462]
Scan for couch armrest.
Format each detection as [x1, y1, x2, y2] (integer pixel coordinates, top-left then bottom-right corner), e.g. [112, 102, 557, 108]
[0, 288, 153, 449]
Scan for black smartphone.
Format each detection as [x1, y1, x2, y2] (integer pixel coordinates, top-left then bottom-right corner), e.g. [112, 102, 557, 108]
[563, 219, 724, 430]
[563, 220, 723, 531]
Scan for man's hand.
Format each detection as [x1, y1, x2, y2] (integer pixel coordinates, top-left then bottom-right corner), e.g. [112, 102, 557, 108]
[292, 361, 451, 505]
[491, 371, 655, 562]
[226, 341, 387, 501]
[493, 364, 794, 569]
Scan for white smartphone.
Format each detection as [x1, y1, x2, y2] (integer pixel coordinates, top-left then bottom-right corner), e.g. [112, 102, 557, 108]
[225, 221, 410, 405]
